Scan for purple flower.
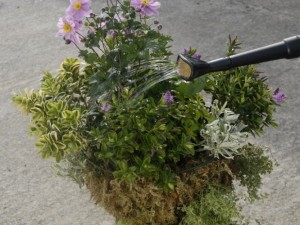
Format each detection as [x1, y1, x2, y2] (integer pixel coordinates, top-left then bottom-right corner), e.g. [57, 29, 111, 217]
[192, 53, 201, 60]
[56, 16, 82, 44]
[66, 0, 92, 21]
[108, 30, 117, 38]
[124, 29, 132, 35]
[273, 88, 286, 104]
[130, 0, 161, 16]
[183, 48, 201, 60]
[183, 48, 189, 55]
[163, 91, 174, 103]
[101, 103, 112, 111]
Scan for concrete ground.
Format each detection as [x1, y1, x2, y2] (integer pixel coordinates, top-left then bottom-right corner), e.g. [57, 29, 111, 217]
[1, 0, 299, 224]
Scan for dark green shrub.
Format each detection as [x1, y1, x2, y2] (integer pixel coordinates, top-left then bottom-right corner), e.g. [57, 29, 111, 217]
[205, 37, 278, 135]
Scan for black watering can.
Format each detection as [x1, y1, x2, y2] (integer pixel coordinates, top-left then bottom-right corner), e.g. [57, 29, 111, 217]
[177, 35, 300, 81]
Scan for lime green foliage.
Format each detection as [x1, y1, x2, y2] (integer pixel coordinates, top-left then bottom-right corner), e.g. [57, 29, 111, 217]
[205, 36, 278, 135]
[234, 144, 274, 201]
[180, 187, 248, 225]
[13, 59, 89, 162]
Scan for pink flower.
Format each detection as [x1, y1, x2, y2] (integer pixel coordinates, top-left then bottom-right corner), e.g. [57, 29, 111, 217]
[130, 0, 161, 16]
[66, 0, 92, 21]
[56, 16, 82, 44]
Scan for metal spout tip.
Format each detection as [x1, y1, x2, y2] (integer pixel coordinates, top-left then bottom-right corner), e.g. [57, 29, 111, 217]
[176, 54, 193, 80]
[176, 54, 210, 81]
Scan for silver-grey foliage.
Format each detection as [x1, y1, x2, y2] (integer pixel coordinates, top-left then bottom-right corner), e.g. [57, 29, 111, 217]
[200, 101, 248, 159]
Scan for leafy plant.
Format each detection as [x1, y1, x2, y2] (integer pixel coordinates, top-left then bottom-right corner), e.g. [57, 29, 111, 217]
[205, 36, 278, 136]
[234, 144, 275, 201]
[180, 186, 248, 225]
[200, 100, 248, 159]
[12, 1, 284, 224]
[89, 89, 212, 190]
[13, 59, 89, 162]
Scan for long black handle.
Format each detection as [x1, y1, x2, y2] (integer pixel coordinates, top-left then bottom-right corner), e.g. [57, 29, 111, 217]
[208, 35, 300, 72]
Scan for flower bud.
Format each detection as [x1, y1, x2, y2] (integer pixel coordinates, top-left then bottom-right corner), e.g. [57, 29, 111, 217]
[84, 21, 89, 26]
[124, 29, 132, 35]
[183, 48, 189, 55]
[136, 30, 144, 36]
[90, 13, 96, 18]
[65, 39, 72, 45]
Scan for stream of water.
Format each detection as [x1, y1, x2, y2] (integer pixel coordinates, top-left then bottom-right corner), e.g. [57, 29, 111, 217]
[96, 59, 180, 102]
[126, 59, 179, 99]
[132, 68, 178, 98]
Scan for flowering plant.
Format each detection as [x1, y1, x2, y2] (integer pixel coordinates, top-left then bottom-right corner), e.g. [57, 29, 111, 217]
[13, 0, 285, 224]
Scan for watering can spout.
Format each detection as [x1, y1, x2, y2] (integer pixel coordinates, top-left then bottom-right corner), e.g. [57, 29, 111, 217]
[177, 35, 300, 81]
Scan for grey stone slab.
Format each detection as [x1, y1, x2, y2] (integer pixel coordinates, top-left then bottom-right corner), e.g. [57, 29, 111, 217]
[1, 0, 299, 224]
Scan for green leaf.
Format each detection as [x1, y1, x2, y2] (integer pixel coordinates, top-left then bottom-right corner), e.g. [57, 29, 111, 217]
[176, 76, 206, 97]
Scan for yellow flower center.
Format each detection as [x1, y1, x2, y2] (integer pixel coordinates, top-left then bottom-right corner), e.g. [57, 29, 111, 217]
[141, 0, 149, 6]
[63, 23, 72, 33]
[73, 1, 82, 11]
